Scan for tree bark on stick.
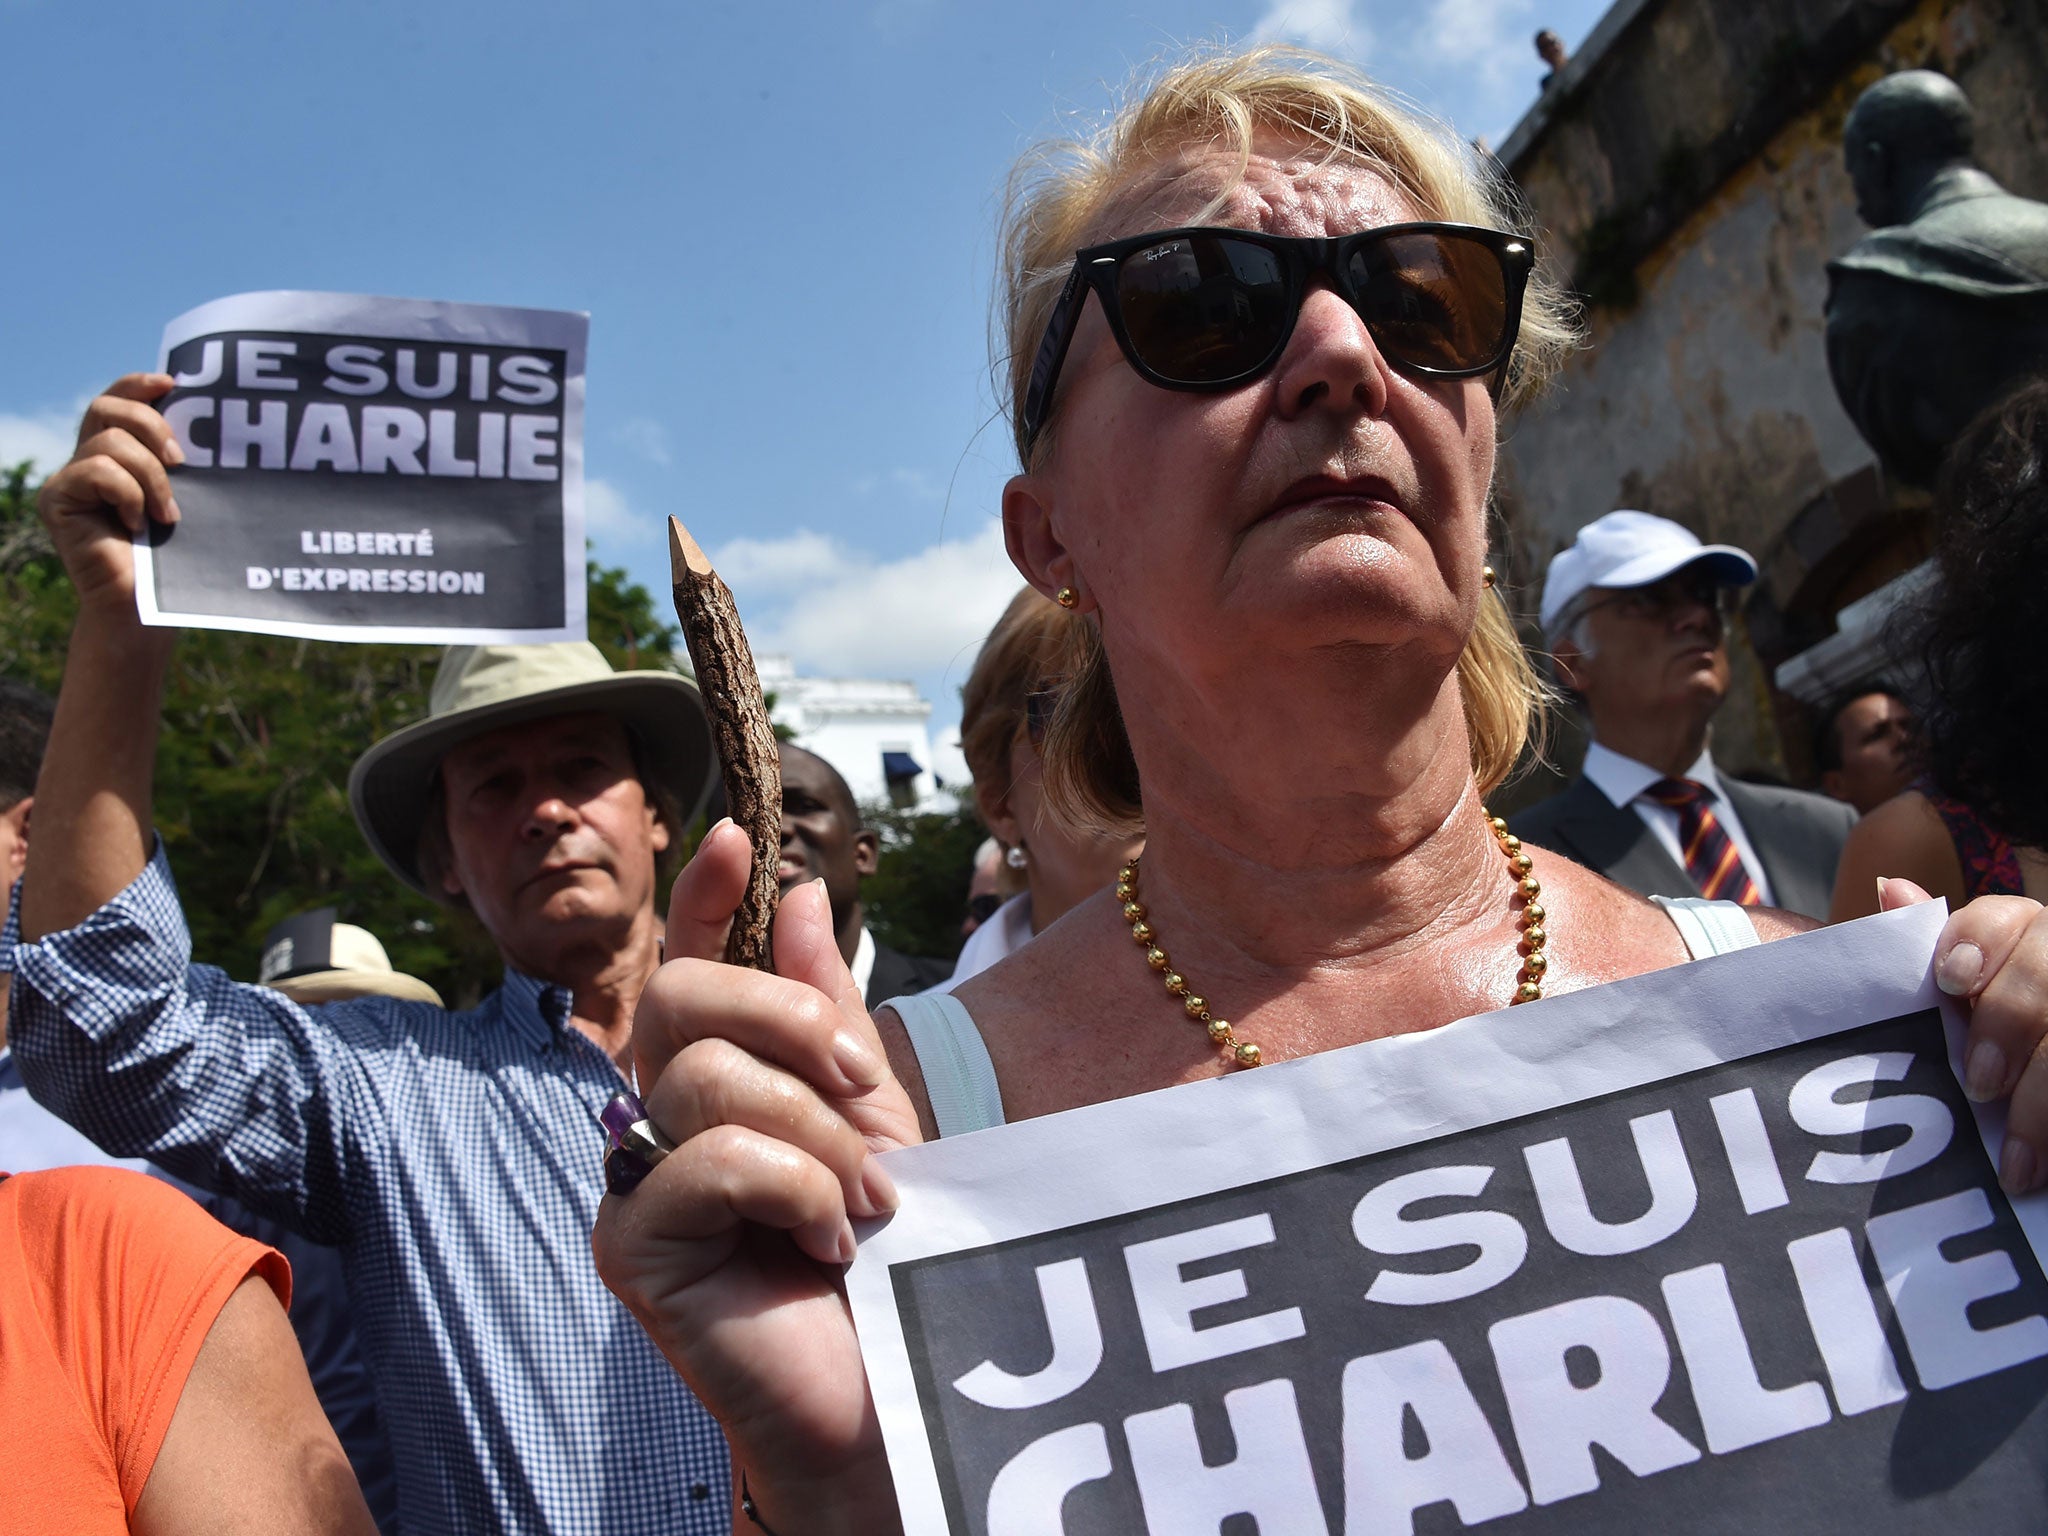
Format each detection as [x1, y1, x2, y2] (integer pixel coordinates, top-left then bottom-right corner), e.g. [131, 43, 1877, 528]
[669, 516, 780, 971]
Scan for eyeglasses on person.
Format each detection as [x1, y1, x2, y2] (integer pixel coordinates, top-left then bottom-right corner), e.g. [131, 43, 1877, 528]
[1019, 222, 1535, 454]
[1574, 568, 1736, 627]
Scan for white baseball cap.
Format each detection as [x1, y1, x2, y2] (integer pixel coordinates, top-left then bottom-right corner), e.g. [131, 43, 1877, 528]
[1539, 510, 1757, 639]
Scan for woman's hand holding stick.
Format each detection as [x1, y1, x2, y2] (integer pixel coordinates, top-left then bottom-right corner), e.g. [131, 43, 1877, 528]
[592, 519, 917, 1533]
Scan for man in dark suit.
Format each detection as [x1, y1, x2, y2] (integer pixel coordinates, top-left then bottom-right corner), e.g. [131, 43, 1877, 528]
[775, 743, 951, 1006]
[1511, 511, 1856, 921]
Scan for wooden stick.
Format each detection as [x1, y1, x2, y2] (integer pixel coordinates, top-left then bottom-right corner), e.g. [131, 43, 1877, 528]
[669, 516, 781, 971]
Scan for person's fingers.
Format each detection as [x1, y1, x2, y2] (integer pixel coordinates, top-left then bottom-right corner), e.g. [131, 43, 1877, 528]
[42, 453, 151, 535]
[645, 1037, 886, 1219]
[612, 1122, 856, 1268]
[639, 951, 884, 1100]
[75, 390, 184, 469]
[772, 872, 868, 1020]
[663, 818, 747, 966]
[96, 372, 177, 406]
[74, 428, 179, 525]
[1998, 1039, 2048, 1196]
[1935, 896, 2040, 1005]
[1940, 900, 2048, 1187]
[1942, 894, 2048, 1115]
[1878, 876, 1934, 911]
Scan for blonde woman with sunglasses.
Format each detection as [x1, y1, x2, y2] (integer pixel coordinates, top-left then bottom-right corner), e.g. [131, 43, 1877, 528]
[594, 48, 2048, 1530]
[934, 586, 1145, 994]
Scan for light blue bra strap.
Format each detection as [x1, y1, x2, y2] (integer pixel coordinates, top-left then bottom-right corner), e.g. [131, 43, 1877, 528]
[1651, 895, 1762, 959]
[881, 992, 1006, 1138]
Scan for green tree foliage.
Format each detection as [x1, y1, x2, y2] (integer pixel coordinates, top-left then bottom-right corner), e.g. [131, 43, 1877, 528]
[1, 463, 687, 1006]
[859, 798, 983, 965]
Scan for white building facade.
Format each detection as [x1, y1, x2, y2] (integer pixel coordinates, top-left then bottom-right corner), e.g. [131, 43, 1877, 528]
[755, 653, 955, 811]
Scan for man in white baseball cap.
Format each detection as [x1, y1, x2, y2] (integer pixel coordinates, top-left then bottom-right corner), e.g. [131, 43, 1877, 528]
[1512, 509, 1855, 920]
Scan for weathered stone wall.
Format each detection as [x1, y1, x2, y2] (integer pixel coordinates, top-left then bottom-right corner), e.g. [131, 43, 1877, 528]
[1492, 0, 2048, 790]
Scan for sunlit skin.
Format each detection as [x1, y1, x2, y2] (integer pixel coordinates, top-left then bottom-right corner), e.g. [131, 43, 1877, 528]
[437, 711, 667, 1066]
[1553, 571, 1731, 779]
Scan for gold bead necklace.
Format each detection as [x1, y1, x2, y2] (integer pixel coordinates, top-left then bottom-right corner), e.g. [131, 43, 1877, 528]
[1117, 811, 1548, 1070]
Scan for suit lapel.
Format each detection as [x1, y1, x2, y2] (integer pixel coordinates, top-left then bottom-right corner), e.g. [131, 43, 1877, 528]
[1721, 779, 1812, 917]
[864, 945, 908, 1009]
[1550, 778, 1699, 900]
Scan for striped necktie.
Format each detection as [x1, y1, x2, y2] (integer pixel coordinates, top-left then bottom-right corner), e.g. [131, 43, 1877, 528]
[1642, 777, 1762, 906]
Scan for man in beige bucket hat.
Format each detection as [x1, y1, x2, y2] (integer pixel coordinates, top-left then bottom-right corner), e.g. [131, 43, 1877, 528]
[8, 380, 732, 1536]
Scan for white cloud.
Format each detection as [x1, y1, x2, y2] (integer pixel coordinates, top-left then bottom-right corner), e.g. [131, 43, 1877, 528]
[614, 416, 671, 467]
[715, 518, 1022, 684]
[848, 465, 945, 503]
[0, 406, 81, 478]
[709, 529, 850, 593]
[1252, 0, 1371, 57]
[583, 477, 651, 540]
[1413, 0, 1537, 95]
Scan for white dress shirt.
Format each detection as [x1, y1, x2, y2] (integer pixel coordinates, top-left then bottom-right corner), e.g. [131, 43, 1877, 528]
[930, 894, 1035, 995]
[850, 924, 877, 1001]
[1580, 741, 1776, 905]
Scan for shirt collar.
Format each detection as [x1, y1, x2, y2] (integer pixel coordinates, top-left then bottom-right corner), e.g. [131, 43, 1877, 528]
[496, 968, 576, 1051]
[1583, 739, 1722, 809]
[850, 926, 876, 998]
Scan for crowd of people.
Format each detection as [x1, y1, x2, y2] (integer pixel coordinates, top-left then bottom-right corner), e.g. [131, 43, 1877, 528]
[4, 41, 2047, 1536]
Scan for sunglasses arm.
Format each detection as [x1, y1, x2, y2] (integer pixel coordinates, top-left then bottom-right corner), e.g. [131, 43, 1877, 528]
[1020, 263, 1090, 456]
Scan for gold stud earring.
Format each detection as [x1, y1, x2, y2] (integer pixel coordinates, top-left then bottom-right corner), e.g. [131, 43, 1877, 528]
[1055, 586, 1079, 609]
[1481, 565, 1497, 589]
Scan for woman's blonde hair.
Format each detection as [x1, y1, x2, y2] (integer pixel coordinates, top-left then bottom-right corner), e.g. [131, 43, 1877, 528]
[959, 586, 1090, 798]
[997, 45, 1566, 833]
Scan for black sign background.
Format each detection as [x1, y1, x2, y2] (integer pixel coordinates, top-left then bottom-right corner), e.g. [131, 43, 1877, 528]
[150, 329, 569, 632]
[895, 1011, 2048, 1534]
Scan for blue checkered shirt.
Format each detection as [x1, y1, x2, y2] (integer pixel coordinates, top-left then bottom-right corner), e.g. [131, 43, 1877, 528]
[4, 845, 730, 1534]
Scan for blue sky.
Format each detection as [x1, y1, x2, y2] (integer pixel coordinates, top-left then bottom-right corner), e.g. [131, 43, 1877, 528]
[2, 0, 1610, 733]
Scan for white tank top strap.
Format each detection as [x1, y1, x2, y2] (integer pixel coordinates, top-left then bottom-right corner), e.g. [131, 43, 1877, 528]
[1650, 894, 1763, 958]
[889, 898, 1756, 1137]
[882, 992, 1007, 1138]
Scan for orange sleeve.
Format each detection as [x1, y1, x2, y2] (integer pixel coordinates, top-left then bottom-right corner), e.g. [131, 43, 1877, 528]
[2, 1167, 290, 1512]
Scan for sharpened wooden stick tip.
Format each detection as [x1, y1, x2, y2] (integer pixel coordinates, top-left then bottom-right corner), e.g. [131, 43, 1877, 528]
[668, 516, 714, 580]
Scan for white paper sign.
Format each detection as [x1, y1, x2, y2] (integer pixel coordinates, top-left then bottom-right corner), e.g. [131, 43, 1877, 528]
[138, 291, 588, 644]
[847, 904, 2048, 1534]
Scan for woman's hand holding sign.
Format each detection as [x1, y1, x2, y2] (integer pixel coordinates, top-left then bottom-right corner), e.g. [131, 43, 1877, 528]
[591, 820, 917, 1532]
[1901, 879, 2048, 1192]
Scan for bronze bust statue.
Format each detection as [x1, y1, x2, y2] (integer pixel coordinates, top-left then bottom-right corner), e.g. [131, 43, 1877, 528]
[1825, 70, 2048, 484]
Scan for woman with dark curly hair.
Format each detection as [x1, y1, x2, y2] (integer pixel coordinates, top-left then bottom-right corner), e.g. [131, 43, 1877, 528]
[1832, 377, 2048, 917]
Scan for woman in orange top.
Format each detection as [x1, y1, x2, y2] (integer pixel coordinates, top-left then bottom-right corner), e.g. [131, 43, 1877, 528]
[0, 1165, 375, 1536]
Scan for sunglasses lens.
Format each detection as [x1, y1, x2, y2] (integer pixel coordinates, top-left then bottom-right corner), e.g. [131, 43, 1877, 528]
[1113, 235, 1291, 383]
[1347, 231, 1510, 372]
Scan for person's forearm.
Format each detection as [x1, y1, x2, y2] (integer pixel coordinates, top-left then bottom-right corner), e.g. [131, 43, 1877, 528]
[20, 608, 175, 940]
[731, 1459, 904, 1536]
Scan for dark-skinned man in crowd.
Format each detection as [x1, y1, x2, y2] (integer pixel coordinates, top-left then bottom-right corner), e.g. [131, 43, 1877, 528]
[775, 741, 951, 1006]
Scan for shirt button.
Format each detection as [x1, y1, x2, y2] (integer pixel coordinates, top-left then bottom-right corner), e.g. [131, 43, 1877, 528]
[689, 1482, 710, 1501]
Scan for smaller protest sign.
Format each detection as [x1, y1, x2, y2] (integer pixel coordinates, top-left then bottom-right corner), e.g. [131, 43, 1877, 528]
[847, 904, 2048, 1535]
[138, 291, 588, 644]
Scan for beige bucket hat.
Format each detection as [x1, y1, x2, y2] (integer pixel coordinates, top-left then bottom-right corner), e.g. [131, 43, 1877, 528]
[347, 642, 715, 899]
[258, 907, 445, 1006]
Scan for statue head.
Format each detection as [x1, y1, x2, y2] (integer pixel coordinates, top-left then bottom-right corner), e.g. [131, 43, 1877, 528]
[1844, 70, 1976, 227]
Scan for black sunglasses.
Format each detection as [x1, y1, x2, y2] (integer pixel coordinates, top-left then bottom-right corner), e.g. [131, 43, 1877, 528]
[1020, 222, 1534, 455]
